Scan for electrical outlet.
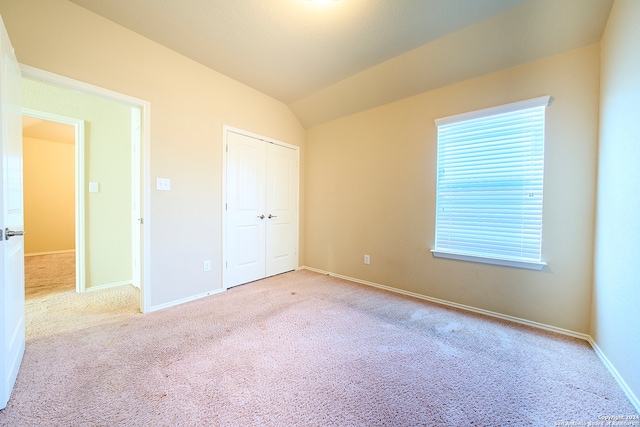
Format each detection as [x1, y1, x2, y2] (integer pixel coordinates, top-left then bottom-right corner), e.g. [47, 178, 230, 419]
[203, 260, 211, 272]
[364, 255, 370, 265]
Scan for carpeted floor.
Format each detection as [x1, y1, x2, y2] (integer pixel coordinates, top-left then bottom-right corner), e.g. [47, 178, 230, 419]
[24, 252, 76, 298]
[23, 252, 141, 340]
[0, 257, 637, 426]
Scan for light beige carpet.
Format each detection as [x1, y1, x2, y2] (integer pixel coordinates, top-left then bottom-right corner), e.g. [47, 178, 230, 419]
[1, 258, 637, 426]
[23, 253, 140, 340]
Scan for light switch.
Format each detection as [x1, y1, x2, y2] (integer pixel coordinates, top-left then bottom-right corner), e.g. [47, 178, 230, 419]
[156, 178, 171, 191]
[89, 182, 99, 193]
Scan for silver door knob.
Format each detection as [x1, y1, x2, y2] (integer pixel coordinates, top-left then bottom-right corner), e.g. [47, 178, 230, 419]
[4, 228, 25, 240]
[257, 215, 265, 219]
[268, 214, 277, 219]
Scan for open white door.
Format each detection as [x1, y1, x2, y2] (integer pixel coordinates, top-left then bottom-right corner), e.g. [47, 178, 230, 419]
[0, 15, 25, 410]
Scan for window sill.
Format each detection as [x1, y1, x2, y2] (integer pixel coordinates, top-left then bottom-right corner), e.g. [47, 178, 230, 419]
[431, 250, 547, 271]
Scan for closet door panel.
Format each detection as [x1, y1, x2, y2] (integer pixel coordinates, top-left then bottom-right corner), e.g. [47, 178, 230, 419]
[266, 143, 298, 277]
[225, 132, 266, 287]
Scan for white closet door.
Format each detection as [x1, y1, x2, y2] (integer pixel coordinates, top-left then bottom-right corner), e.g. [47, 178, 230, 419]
[265, 143, 298, 277]
[225, 132, 266, 288]
[225, 130, 299, 288]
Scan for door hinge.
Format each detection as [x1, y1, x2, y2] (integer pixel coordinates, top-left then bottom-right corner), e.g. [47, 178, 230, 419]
[226, 145, 228, 153]
[225, 203, 227, 211]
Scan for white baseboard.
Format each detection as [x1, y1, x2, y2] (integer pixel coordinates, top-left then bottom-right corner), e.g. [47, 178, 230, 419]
[588, 337, 640, 414]
[25, 249, 75, 257]
[301, 266, 639, 412]
[149, 288, 225, 313]
[85, 280, 133, 292]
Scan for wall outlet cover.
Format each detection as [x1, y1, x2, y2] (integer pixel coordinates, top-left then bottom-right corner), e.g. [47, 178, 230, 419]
[156, 178, 171, 191]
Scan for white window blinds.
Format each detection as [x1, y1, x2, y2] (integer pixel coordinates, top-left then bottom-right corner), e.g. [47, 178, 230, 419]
[433, 96, 550, 270]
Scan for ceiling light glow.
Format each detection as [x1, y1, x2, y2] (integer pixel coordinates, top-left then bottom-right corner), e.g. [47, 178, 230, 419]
[308, 0, 338, 4]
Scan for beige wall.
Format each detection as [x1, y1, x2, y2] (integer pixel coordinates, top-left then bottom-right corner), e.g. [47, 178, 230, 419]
[23, 136, 74, 254]
[22, 78, 133, 289]
[0, 0, 305, 307]
[306, 44, 600, 334]
[593, 0, 640, 407]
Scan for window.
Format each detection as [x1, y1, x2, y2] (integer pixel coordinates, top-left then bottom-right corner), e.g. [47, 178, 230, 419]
[432, 96, 550, 270]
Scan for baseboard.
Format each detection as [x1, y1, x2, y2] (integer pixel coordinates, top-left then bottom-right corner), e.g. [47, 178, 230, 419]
[25, 250, 75, 257]
[301, 266, 639, 412]
[149, 288, 225, 313]
[85, 280, 133, 292]
[588, 337, 640, 414]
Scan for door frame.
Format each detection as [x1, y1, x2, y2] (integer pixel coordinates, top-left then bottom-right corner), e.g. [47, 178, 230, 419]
[20, 65, 152, 313]
[21, 109, 87, 292]
[131, 109, 142, 290]
[221, 125, 300, 290]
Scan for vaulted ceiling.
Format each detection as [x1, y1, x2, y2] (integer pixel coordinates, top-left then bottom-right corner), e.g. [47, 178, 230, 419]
[68, 0, 613, 127]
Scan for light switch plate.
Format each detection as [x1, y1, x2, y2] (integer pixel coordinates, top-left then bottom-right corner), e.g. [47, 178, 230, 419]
[89, 182, 99, 193]
[156, 178, 171, 191]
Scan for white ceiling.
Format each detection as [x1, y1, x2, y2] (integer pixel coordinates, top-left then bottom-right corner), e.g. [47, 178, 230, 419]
[67, 0, 613, 127]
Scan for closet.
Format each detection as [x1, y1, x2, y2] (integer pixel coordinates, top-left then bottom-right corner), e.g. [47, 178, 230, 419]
[224, 129, 299, 288]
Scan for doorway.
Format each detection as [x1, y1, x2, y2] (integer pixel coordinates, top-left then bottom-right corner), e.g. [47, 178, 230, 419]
[22, 112, 83, 292]
[20, 65, 151, 313]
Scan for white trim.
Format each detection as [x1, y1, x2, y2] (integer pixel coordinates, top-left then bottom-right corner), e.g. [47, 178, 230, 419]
[223, 125, 299, 151]
[20, 64, 150, 108]
[588, 338, 640, 414]
[24, 250, 75, 257]
[301, 266, 640, 411]
[85, 280, 133, 292]
[221, 125, 300, 290]
[221, 127, 228, 289]
[131, 108, 141, 290]
[149, 288, 225, 313]
[21, 64, 153, 313]
[22, 108, 87, 291]
[141, 96, 152, 313]
[435, 95, 551, 126]
[431, 250, 547, 271]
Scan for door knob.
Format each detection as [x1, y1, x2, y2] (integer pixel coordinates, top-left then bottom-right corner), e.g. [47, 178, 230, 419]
[257, 215, 265, 219]
[4, 228, 25, 240]
[268, 214, 277, 219]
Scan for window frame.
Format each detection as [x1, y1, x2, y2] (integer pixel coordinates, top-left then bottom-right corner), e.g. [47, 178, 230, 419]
[431, 96, 551, 270]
